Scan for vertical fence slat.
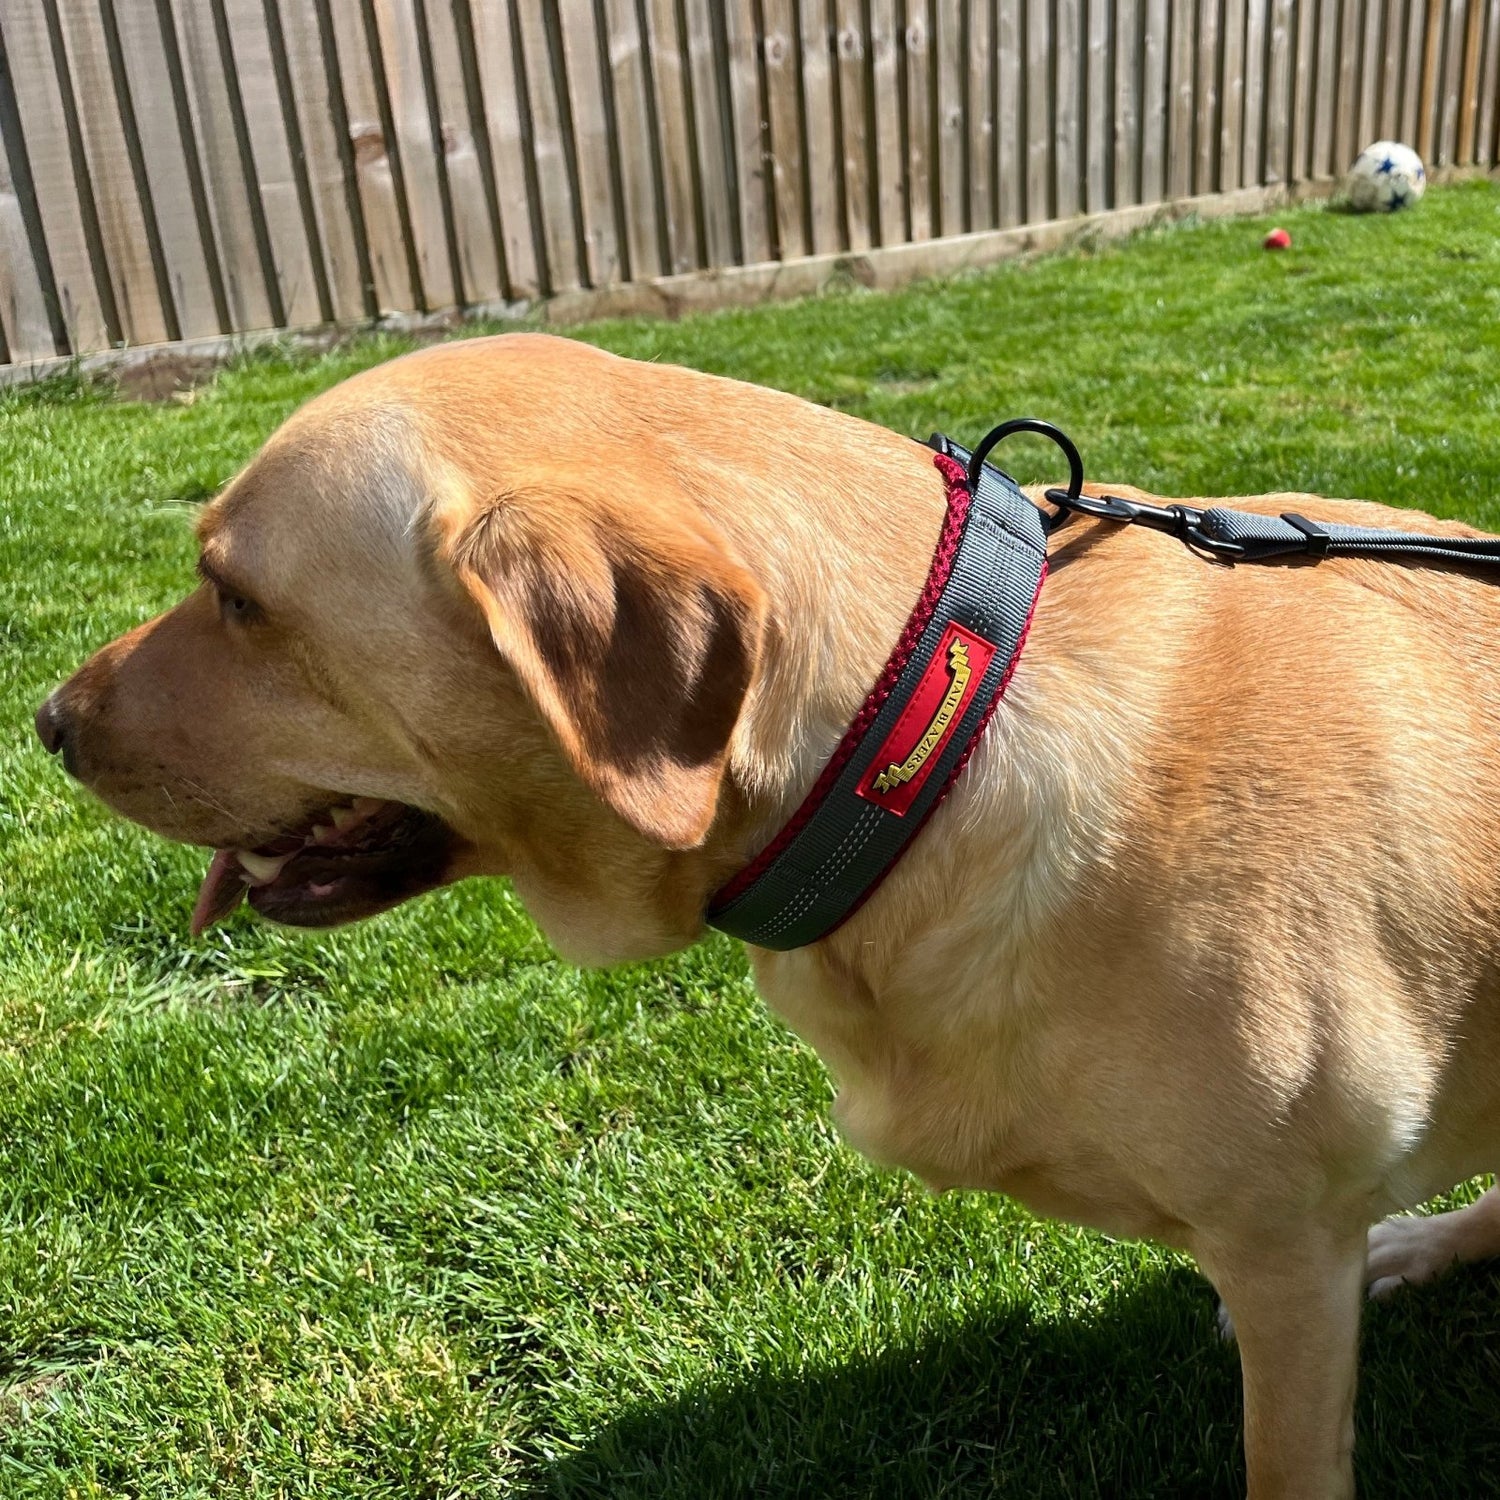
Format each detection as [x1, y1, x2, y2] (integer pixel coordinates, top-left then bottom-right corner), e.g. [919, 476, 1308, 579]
[1241, 0, 1266, 186]
[1263, 0, 1294, 184]
[1193, 0, 1218, 193]
[1332, 0, 1361, 172]
[1114, 0, 1141, 206]
[53, 1, 172, 343]
[1, 0, 113, 349]
[724, 0, 770, 263]
[1026, 0, 1052, 217]
[643, 3, 698, 277]
[1291, 0, 1316, 179]
[1379, 0, 1404, 136]
[905, 0, 935, 238]
[1311, 0, 1339, 177]
[996, 0, 1023, 222]
[334, 0, 418, 313]
[968, 0, 995, 227]
[514, 1, 580, 290]
[1404, 0, 1426, 148]
[870, 1, 900, 243]
[147, 0, 234, 329]
[277, 0, 368, 320]
[801, 0, 843, 249]
[761, 0, 807, 257]
[264, 0, 338, 322]
[869, 0, 903, 243]
[1230, 0, 1254, 192]
[1054, 0, 1080, 216]
[1430, 0, 1456, 163]
[683, 0, 737, 267]
[169, 0, 276, 327]
[0, 15, 71, 359]
[421, 0, 502, 302]
[1357, 0, 1383, 148]
[558, 1, 621, 286]
[1085, 0, 1109, 211]
[0, 217, 46, 363]
[1401, 0, 1427, 144]
[369, 0, 455, 306]
[935, 0, 966, 234]
[0, 65, 55, 361]
[833, 0, 873, 248]
[1168, 0, 1194, 196]
[109, 0, 223, 339]
[1478, 0, 1500, 164]
[1141, 0, 1169, 202]
[465, 0, 539, 297]
[1437, 0, 1467, 164]
[1416, 0, 1443, 160]
[326, 0, 417, 310]
[1457, 0, 1485, 160]
[599, 0, 659, 280]
[223, 0, 328, 324]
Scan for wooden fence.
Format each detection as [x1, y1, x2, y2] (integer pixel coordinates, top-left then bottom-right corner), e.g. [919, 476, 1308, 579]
[1, 2, 1497, 367]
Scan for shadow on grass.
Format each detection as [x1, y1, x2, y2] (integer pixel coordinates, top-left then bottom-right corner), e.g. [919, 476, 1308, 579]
[541, 1262, 1500, 1500]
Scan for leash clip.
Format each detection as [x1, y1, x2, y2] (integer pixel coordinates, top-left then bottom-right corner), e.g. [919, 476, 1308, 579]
[965, 418, 1246, 560]
[1042, 488, 1246, 558]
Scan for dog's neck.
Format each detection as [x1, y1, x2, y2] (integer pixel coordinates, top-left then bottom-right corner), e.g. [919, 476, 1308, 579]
[686, 422, 957, 864]
[679, 416, 1140, 985]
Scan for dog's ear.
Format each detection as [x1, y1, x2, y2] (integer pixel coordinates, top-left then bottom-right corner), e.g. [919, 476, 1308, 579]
[447, 481, 766, 849]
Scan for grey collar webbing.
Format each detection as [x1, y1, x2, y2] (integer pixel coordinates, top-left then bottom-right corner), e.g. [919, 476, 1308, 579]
[705, 438, 1047, 951]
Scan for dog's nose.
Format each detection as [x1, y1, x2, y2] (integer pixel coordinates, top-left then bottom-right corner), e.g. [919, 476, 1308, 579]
[35, 694, 67, 756]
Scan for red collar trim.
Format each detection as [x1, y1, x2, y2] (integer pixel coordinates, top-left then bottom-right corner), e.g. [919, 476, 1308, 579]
[713, 452, 994, 911]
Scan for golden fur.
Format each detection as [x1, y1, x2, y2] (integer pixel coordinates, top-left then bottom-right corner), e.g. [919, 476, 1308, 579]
[40, 335, 1500, 1498]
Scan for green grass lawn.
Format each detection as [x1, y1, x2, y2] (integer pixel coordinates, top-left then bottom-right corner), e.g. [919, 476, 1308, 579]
[3, 181, 1500, 1498]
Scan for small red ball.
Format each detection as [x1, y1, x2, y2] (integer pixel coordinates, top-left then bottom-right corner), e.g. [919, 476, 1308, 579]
[1263, 227, 1292, 250]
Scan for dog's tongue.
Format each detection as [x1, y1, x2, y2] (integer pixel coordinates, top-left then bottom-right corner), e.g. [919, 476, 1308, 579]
[191, 849, 249, 936]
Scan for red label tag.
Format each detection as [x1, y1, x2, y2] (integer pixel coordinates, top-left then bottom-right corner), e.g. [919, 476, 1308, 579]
[855, 623, 996, 816]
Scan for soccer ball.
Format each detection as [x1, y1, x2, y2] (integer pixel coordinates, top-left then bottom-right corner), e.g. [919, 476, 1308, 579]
[1346, 141, 1426, 212]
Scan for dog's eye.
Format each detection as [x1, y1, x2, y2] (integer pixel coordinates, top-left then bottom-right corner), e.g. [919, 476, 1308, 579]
[197, 557, 259, 624]
[214, 586, 259, 624]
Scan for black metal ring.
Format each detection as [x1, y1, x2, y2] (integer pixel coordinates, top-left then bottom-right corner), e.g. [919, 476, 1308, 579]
[966, 418, 1085, 501]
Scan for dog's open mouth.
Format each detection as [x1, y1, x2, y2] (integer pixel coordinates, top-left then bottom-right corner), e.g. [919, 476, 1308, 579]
[191, 798, 457, 935]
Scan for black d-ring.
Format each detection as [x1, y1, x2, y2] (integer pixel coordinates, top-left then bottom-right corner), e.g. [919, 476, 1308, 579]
[967, 418, 1085, 503]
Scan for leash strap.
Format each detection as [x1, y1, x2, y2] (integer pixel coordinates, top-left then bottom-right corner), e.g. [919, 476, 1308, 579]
[706, 442, 1046, 951]
[1187, 507, 1500, 566]
[980, 417, 1500, 569]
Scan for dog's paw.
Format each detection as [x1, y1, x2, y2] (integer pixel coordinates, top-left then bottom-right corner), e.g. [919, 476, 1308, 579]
[1364, 1212, 1461, 1299]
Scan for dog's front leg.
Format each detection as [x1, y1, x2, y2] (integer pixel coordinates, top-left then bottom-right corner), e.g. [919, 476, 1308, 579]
[1197, 1226, 1368, 1500]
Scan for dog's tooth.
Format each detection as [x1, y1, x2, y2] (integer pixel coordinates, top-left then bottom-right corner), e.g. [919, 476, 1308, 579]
[311, 823, 336, 843]
[329, 805, 358, 831]
[237, 849, 289, 882]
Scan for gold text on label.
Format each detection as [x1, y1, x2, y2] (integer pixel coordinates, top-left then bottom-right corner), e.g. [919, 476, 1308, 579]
[872, 638, 972, 793]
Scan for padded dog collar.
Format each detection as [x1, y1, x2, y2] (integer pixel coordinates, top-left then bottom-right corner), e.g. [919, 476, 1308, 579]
[706, 437, 1047, 951]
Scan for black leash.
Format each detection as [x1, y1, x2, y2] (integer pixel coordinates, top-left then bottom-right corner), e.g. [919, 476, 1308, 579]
[963, 418, 1500, 570]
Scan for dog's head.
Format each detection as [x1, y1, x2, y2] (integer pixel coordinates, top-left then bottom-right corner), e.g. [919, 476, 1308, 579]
[35, 337, 768, 962]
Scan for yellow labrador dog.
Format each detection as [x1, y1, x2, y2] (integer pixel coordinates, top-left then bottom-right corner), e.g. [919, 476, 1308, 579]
[36, 334, 1500, 1498]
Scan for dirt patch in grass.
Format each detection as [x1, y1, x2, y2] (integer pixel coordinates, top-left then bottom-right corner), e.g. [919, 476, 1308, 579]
[0, 1370, 69, 1416]
[111, 352, 230, 402]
